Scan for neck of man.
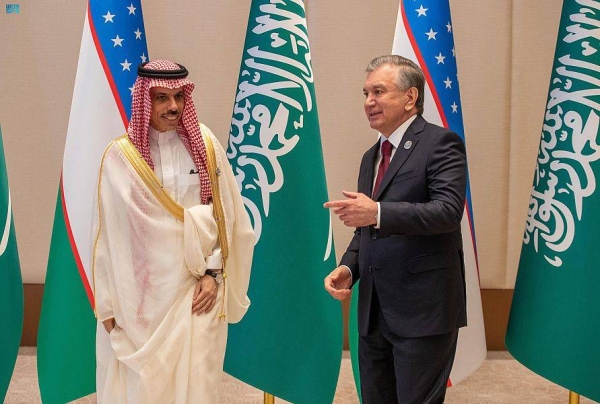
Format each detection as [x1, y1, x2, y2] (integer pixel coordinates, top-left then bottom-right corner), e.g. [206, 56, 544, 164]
[149, 124, 178, 135]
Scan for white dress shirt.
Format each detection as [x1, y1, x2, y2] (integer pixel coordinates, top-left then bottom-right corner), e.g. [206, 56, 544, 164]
[148, 126, 222, 269]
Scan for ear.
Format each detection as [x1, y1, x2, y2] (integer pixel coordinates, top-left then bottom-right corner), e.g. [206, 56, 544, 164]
[404, 87, 418, 111]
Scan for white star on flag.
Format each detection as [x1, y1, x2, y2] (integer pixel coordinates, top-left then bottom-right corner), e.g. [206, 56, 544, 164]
[111, 35, 124, 47]
[444, 77, 452, 88]
[134, 28, 142, 40]
[120, 59, 132, 71]
[141, 53, 147, 63]
[416, 5, 428, 17]
[426, 28, 437, 40]
[103, 11, 115, 23]
[129, 86, 135, 95]
[451, 102, 458, 113]
[446, 22, 452, 32]
[452, 47, 456, 57]
[127, 4, 136, 15]
[435, 52, 445, 64]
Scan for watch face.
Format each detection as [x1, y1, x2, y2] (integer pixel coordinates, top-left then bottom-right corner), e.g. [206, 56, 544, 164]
[206, 270, 223, 284]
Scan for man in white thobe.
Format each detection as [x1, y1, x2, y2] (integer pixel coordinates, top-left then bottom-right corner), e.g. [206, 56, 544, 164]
[92, 59, 254, 403]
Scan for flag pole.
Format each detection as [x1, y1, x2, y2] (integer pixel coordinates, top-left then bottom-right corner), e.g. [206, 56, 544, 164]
[264, 392, 275, 403]
[569, 391, 580, 404]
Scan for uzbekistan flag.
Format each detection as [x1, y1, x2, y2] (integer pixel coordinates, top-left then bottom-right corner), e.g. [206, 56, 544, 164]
[37, 1, 148, 402]
[392, 0, 486, 385]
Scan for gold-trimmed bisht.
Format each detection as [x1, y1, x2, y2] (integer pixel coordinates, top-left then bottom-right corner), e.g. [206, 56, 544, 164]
[201, 129, 229, 320]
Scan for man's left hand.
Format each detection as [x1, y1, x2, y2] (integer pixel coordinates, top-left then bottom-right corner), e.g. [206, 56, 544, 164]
[192, 273, 218, 315]
[324, 191, 378, 227]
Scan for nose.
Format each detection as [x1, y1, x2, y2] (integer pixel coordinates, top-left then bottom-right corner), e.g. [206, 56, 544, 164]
[364, 94, 375, 107]
[167, 96, 179, 111]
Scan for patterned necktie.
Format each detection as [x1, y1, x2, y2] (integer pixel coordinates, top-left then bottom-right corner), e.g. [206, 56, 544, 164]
[373, 140, 392, 197]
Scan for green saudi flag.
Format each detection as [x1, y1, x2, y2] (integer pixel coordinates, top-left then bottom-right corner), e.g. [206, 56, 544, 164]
[224, 0, 343, 402]
[506, 1, 600, 401]
[0, 125, 24, 401]
[37, 187, 96, 403]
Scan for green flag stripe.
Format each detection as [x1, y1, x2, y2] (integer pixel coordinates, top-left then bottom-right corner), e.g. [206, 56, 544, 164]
[0, 125, 24, 402]
[59, 177, 95, 307]
[37, 188, 96, 404]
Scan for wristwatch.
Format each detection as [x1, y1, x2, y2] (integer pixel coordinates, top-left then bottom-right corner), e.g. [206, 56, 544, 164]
[205, 269, 224, 284]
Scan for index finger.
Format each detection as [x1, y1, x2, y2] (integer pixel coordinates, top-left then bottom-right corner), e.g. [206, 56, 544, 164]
[323, 200, 350, 208]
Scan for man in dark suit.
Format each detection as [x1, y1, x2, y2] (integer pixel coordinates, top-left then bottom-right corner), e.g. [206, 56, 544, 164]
[324, 55, 467, 404]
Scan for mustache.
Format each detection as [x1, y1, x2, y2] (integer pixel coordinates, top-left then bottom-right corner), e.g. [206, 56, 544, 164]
[166, 110, 180, 115]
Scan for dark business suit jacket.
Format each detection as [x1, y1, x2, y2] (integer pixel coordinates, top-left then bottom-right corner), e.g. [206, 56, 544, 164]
[341, 114, 467, 338]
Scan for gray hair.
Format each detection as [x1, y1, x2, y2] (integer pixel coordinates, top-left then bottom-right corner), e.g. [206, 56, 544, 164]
[365, 55, 425, 114]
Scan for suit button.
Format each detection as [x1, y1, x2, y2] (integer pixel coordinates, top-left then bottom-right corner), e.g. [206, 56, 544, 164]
[368, 266, 372, 273]
[371, 234, 377, 240]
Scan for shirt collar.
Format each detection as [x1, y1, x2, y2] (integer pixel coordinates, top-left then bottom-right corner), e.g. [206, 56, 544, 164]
[379, 114, 418, 149]
[148, 126, 178, 145]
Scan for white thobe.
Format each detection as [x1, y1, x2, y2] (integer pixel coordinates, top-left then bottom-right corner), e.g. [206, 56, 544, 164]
[148, 127, 222, 269]
[93, 124, 254, 404]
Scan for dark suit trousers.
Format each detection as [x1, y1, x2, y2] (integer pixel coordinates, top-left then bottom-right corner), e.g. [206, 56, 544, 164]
[358, 290, 459, 404]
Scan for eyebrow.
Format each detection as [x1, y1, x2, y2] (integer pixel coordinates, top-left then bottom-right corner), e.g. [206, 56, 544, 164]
[364, 84, 387, 92]
[152, 91, 184, 96]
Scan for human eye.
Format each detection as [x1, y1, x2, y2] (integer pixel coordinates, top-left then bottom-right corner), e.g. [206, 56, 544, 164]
[175, 93, 184, 100]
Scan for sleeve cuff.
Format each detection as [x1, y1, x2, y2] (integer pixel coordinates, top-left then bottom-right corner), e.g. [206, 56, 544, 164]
[206, 251, 223, 269]
[340, 265, 353, 283]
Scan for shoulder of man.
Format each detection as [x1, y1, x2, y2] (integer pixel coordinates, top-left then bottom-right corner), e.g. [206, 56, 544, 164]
[199, 122, 214, 139]
[98, 135, 130, 171]
[199, 122, 228, 153]
[102, 134, 128, 155]
[415, 115, 444, 134]
[105, 134, 129, 149]
[418, 117, 464, 146]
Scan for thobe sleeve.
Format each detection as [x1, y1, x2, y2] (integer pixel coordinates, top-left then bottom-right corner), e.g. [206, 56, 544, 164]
[183, 204, 219, 277]
[205, 246, 222, 269]
[92, 161, 115, 322]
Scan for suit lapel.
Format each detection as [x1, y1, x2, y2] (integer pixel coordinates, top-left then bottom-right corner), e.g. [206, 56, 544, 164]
[373, 115, 425, 200]
[360, 140, 379, 195]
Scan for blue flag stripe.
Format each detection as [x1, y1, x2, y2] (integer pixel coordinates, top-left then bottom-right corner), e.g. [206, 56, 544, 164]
[402, 0, 477, 241]
[89, 0, 148, 122]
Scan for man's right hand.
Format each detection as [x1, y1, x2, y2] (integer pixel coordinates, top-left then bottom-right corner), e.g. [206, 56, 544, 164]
[192, 274, 218, 315]
[324, 266, 352, 301]
[102, 318, 116, 333]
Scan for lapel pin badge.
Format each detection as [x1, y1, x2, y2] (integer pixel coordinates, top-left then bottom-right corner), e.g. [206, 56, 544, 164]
[404, 141, 412, 150]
